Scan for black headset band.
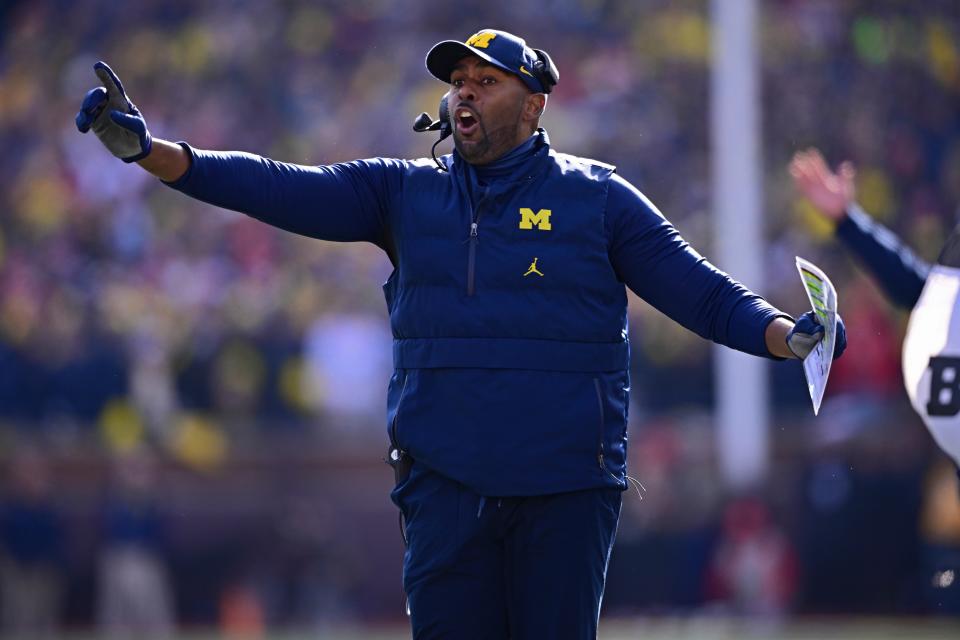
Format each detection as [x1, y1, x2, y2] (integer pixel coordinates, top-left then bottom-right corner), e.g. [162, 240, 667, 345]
[531, 48, 559, 94]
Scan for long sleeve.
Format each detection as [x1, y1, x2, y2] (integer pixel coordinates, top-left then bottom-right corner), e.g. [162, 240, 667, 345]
[606, 174, 787, 358]
[834, 204, 931, 309]
[164, 144, 407, 253]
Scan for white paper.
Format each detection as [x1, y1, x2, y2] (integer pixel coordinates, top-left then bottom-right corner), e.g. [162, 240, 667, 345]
[795, 257, 839, 415]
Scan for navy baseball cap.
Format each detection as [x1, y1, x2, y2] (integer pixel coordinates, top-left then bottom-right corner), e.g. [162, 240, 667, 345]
[426, 29, 557, 94]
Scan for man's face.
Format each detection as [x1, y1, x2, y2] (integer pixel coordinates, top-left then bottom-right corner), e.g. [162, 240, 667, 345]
[448, 56, 532, 165]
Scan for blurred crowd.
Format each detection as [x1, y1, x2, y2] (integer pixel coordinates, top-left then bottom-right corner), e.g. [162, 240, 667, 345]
[2, 0, 960, 634]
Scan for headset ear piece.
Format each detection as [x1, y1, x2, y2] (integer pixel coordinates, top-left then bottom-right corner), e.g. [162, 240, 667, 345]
[438, 94, 452, 141]
[532, 49, 558, 94]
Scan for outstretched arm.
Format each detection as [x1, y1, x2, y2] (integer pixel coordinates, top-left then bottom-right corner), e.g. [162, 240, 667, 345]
[790, 148, 929, 309]
[76, 61, 400, 250]
[606, 175, 844, 361]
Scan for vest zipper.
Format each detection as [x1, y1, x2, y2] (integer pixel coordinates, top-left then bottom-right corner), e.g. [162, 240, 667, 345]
[465, 188, 494, 297]
[467, 221, 478, 296]
[467, 204, 489, 296]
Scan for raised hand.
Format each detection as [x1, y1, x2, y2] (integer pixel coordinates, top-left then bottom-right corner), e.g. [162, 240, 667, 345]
[75, 61, 152, 162]
[789, 148, 856, 221]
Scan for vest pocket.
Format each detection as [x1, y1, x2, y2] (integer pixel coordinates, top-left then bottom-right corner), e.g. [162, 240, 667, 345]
[390, 370, 409, 447]
[593, 377, 619, 482]
[387, 371, 412, 487]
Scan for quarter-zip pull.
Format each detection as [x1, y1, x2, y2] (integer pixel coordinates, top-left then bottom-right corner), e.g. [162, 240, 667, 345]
[470, 222, 478, 237]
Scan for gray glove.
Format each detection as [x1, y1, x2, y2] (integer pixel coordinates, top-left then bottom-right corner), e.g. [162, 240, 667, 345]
[786, 310, 847, 360]
[75, 61, 152, 162]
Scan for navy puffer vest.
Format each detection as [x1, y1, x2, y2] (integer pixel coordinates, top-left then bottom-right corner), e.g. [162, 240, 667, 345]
[383, 132, 629, 495]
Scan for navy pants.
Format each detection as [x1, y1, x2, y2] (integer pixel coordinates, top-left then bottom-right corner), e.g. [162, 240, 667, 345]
[391, 462, 622, 639]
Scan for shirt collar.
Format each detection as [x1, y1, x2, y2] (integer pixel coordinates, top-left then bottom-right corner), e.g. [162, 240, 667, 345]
[450, 129, 551, 186]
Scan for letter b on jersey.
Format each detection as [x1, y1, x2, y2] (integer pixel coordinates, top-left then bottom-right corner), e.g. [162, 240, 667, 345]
[927, 356, 960, 417]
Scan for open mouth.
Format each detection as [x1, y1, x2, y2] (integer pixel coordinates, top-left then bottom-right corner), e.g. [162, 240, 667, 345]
[456, 108, 479, 136]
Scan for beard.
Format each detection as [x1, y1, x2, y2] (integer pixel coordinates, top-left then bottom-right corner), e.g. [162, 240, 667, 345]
[452, 108, 524, 165]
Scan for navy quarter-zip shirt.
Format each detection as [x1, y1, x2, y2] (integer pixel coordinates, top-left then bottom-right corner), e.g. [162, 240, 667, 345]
[166, 130, 787, 495]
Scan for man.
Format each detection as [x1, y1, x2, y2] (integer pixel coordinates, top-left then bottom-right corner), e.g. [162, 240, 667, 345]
[790, 148, 960, 471]
[78, 29, 844, 639]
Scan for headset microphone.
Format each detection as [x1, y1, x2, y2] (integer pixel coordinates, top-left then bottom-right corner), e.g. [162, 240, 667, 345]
[412, 112, 436, 133]
[412, 95, 452, 171]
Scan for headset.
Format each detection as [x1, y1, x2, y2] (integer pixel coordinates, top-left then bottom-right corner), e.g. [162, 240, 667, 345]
[530, 48, 559, 94]
[412, 94, 452, 171]
[412, 94, 451, 139]
[412, 49, 558, 171]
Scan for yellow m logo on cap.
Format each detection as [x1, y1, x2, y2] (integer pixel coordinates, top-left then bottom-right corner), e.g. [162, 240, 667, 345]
[466, 32, 497, 49]
[519, 208, 552, 231]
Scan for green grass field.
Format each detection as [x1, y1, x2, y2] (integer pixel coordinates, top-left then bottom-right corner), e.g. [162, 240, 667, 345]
[602, 617, 960, 639]
[67, 617, 960, 639]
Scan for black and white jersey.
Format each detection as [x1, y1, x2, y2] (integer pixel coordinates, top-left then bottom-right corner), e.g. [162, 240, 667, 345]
[903, 263, 960, 467]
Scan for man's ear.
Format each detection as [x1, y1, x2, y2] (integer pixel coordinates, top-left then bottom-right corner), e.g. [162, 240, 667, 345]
[523, 93, 547, 123]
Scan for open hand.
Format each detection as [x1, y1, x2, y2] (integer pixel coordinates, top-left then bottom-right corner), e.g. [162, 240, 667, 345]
[789, 148, 855, 222]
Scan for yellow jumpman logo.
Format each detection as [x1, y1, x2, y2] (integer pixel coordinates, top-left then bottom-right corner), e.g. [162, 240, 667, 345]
[524, 257, 544, 277]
